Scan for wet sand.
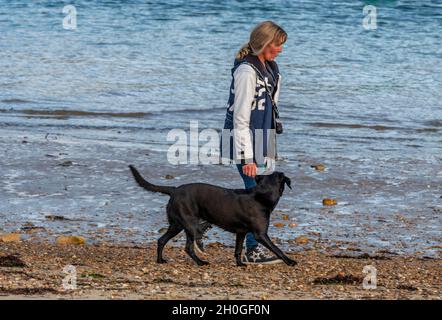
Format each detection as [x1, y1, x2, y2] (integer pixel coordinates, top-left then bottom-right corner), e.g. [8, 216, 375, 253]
[0, 240, 440, 300]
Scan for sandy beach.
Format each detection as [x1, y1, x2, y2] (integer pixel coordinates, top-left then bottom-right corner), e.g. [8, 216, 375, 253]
[0, 239, 440, 300]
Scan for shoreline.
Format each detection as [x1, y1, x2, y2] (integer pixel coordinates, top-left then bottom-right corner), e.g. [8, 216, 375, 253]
[0, 240, 440, 300]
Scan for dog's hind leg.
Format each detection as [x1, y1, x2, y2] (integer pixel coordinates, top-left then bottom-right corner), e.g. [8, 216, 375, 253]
[254, 233, 297, 266]
[234, 233, 247, 267]
[157, 224, 182, 264]
[184, 231, 209, 266]
[194, 221, 212, 253]
[171, 202, 208, 265]
[198, 221, 212, 234]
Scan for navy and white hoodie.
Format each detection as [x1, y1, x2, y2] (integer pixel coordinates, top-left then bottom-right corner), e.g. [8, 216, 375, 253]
[221, 53, 281, 166]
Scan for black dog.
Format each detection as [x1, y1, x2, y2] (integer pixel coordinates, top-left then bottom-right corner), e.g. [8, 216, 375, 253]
[129, 165, 296, 267]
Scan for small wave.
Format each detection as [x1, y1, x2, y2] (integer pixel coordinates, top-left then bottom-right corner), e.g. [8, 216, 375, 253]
[307, 122, 397, 131]
[423, 120, 442, 128]
[307, 122, 440, 134]
[1, 98, 33, 104]
[161, 106, 225, 114]
[1, 108, 151, 119]
[416, 128, 439, 133]
[0, 120, 171, 132]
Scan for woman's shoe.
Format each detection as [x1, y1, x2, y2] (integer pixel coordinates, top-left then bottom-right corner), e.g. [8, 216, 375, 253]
[241, 246, 283, 264]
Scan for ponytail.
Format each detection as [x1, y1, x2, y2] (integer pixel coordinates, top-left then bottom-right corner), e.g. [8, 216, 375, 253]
[235, 43, 251, 60]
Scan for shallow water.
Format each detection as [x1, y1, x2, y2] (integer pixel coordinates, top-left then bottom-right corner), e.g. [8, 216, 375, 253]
[0, 1, 441, 256]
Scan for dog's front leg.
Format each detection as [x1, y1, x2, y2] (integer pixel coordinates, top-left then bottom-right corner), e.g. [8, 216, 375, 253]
[255, 233, 297, 266]
[234, 233, 246, 267]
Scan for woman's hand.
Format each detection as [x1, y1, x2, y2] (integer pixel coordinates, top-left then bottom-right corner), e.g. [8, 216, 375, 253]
[243, 163, 257, 177]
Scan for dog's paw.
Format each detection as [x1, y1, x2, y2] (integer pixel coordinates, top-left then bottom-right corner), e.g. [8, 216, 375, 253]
[286, 259, 297, 266]
[197, 260, 210, 266]
[157, 258, 168, 264]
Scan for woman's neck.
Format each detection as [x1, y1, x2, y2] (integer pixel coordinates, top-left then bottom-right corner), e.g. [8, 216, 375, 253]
[257, 54, 266, 67]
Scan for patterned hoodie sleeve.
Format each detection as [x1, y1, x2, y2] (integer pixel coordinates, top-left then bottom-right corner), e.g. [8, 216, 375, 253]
[273, 74, 281, 105]
[232, 64, 256, 163]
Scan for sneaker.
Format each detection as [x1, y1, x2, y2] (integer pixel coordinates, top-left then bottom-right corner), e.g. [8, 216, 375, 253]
[241, 246, 283, 265]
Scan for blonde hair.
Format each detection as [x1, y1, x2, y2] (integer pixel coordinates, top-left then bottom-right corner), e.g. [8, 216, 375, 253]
[236, 21, 287, 60]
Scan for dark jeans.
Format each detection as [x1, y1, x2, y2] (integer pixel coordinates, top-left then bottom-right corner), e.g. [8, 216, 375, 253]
[236, 164, 259, 249]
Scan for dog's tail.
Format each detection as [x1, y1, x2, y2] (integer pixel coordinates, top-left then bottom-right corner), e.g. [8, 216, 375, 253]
[129, 165, 176, 196]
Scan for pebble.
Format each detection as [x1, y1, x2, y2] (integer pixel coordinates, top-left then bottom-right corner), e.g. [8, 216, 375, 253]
[56, 236, 86, 245]
[0, 233, 21, 242]
[311, 164, 326, 171]
[323, 199, 338, 206]
[294, 236, 310, 245]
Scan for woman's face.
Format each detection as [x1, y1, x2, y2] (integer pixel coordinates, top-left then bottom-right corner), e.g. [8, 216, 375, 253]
[262, 42, 283, 61]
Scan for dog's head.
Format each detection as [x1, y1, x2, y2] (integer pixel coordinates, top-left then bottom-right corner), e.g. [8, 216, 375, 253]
[255, 171, 291, 190]
[254, 172, 292, 206]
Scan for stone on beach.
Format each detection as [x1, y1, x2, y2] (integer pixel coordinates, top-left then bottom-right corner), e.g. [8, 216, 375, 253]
[313, 273, 362, 285]
[294, 236, 310, 245]
[21, 222, 46, 233]
[273, 222, 285, 228]
[0, 233, 21, 242]
[45, 215, 71, 221]
[322, 198, 337, 206]
[58, 160, 73, 167]
[56, 236, 86, 245]
[0, 255, 26, 267]
[311, 164, 326, 171]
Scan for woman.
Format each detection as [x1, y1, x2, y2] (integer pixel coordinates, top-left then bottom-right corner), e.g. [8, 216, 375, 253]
[221, 21, 288, 264]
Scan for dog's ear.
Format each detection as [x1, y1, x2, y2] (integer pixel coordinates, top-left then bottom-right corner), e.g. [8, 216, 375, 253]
[283, 175, 292, 189]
